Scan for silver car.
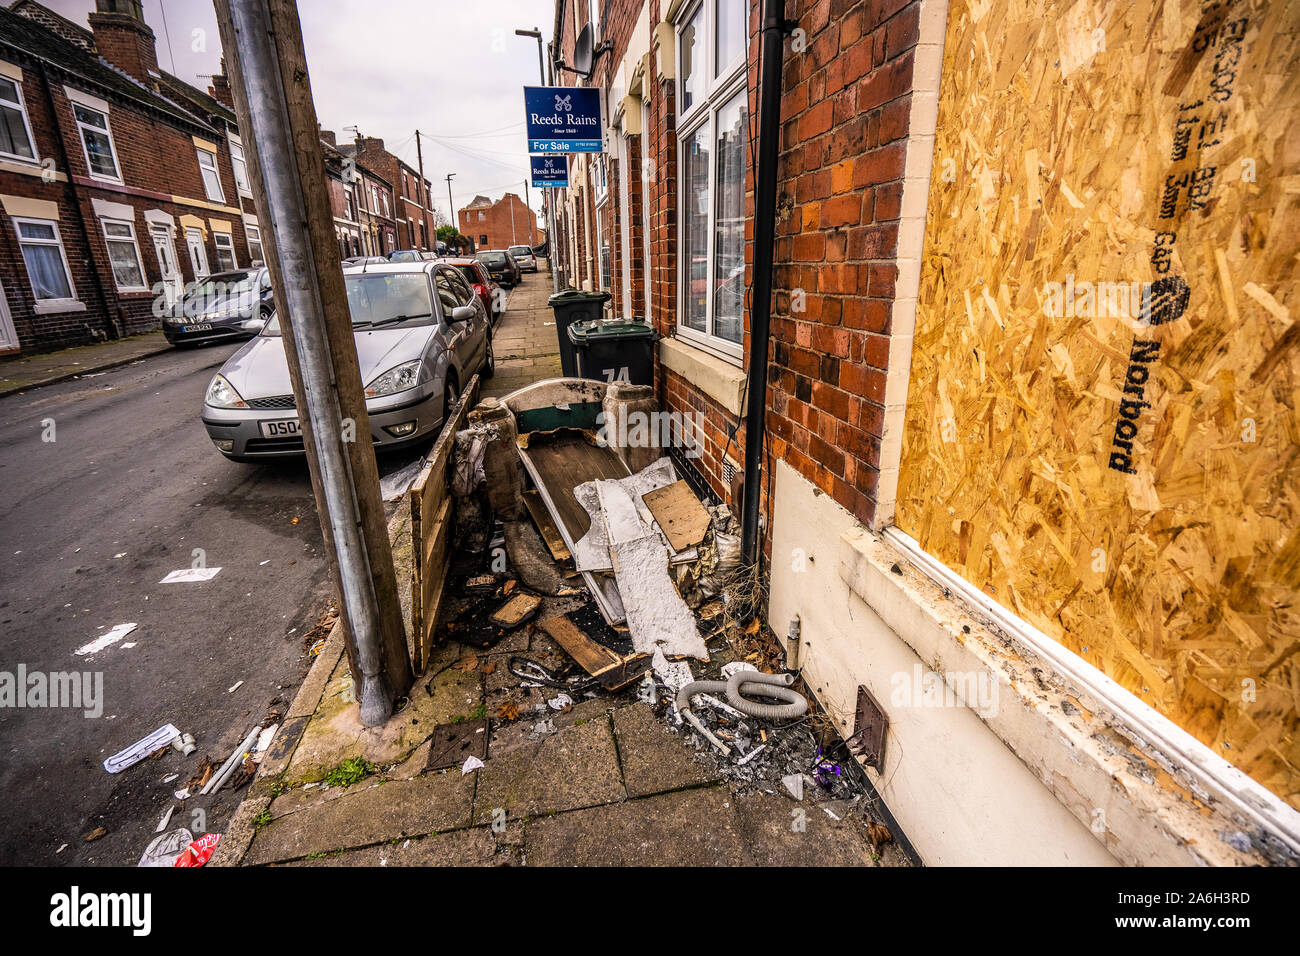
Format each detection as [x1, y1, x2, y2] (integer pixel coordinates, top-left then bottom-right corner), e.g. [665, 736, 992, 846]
[508, 244, 538, 272]
[201, 261, 494, 461]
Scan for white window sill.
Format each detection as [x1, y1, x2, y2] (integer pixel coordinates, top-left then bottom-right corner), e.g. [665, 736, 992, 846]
[33, 299, 87, 315]
[837, 523, 1300, 866]
[658, 335, 746, 416]
[88, 173, 123, 185]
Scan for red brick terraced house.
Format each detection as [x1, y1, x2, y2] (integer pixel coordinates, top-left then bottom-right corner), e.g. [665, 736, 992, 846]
[547, 0, 1300, 866]
[0, 0, 256, 354]
[457, 191, 539, 252]
[338, 136, 425, 255]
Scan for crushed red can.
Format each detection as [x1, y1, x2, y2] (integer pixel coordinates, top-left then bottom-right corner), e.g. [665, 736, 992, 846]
[173, 832, 222, 867]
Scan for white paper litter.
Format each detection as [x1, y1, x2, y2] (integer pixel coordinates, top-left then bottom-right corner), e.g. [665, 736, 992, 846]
[547, 693, 573, 710]
[159, 567, 222, 584]
[138, 827, 193, 867]
[74, 623, 137, 657]
[461, 756, 484, 774]
[104, 723, 180, 773]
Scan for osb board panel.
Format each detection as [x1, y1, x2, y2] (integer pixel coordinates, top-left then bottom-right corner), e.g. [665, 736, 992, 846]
[895, 0, 1299, 808]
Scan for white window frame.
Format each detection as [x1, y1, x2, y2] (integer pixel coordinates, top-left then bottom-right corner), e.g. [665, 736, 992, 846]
[245, 223, 264, 265]
[675, 0, 748, 363]
[12, 216, 80, 311]
[229, 138, 251, 194]
[99, 217, 148, 292]
[196, 147, 225, 203]
[213, 231, 238, 271]
[0, 73, 39, 165]
[72, 101, 122, 183]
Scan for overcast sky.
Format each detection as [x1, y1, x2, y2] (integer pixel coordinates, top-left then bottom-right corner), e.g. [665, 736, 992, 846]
[44, 0, 552, 227]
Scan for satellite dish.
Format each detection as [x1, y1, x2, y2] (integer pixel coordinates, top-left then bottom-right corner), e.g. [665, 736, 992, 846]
[573, 24, 595, 77]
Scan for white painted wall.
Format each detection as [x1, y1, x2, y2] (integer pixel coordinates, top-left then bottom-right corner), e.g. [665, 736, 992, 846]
[768, 460, 1116, 866]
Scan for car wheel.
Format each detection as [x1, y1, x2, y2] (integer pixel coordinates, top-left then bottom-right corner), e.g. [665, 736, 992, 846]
[481, 332, 495, 379]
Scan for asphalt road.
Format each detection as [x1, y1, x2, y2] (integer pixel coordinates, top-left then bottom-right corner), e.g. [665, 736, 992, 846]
[0, 341, 418, 865]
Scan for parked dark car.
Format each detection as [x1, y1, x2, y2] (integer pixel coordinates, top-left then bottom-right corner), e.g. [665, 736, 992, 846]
[445, 257, 503, 325]
[162, 267, 273, 346]
[476, 249, 521, 288]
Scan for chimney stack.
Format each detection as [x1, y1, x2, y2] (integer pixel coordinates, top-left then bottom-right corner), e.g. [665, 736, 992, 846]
[88, 0, 159, 85]
[208, 57, 235, 109]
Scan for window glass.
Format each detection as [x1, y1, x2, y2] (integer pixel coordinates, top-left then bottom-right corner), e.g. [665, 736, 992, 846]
[0, 76, 36, 160]
[716, 0, 746, 75]
[680, 4, 702, 113]
[230, 141, 250, 192]
[434, 271, 460, 313]
[16, 219, 74, 299]
[73, 103, 118, 179]
[344, 273, 433, 327]
[712, 89, 747, 343]
[102, 219, 145, 289]
[680, 124, 709, 333]
[246, 224, 264, 265]
[214, 233, 237, 271]
[197, 149, 224, 202]
[444, 269, 475, 306]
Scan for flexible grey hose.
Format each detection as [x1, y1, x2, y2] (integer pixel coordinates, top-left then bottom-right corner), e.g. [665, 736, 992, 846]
[726, 670, 808, 720]
[676, 672, 808, 721]
[676, 680, 729, 715]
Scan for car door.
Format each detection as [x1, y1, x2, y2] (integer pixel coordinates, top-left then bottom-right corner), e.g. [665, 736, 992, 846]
[443, 266, 488, 371]
[433, 267, 477, 376]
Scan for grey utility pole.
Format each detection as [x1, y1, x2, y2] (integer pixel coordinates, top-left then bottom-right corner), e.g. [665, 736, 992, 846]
[516, 27, 559, 292]
[445, 172, 457, 247]
[214, 0, 412, 725]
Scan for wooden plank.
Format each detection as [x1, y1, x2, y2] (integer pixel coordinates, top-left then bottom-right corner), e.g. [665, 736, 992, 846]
[418, 494, 453, 668]
[407, 373, 480, 672]
[538, 614, 651, 691]
[641, 479, 711, 552]
[523, 489, 571, 561]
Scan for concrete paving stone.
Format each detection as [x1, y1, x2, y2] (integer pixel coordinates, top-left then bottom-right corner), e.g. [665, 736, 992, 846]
[283, 826, 503, 867]
[524, 784, 749, 866]
[731, 790, 877, 866]
[246, 770, 474, 864]
[282, 657, 482, 785]
[472, 714, 625, 824]
[611, 702, 719, 798]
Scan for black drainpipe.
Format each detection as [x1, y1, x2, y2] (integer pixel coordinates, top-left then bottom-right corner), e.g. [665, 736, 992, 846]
[740, 0, 792, 565]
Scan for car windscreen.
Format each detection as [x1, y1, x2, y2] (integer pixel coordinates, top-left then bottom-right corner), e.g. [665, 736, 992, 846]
[508, 247, 530, 256]
[186, 272, 257, 298]
[478, 252, 507, 265]
[388, 251, 420, 262]
[262, 274, 433, 335]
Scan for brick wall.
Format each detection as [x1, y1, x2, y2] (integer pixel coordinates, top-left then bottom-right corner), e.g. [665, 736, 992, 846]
[548, 0, 925, 543]
[459, 193, 538, 252]
[765, 0, 919, 529]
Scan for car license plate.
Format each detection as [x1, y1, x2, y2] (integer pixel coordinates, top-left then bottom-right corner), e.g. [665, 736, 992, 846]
[182, 323, 213, 333]
[260, 419, 301, 438]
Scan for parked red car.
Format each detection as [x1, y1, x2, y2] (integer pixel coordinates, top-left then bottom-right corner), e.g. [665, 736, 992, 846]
[444, 257, 504, 326]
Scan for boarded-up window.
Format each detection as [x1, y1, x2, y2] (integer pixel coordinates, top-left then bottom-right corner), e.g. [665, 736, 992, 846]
[895, 0, 1299, 807]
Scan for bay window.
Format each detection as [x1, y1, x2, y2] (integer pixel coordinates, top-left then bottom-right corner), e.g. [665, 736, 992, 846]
[676, 0, 748, 359]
